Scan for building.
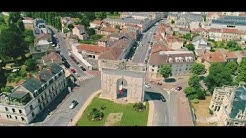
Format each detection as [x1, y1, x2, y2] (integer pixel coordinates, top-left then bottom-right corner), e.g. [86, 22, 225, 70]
[211, 16, 246, 31]
[225, 51, 238, 62]
[41, 52, 63, 65]
[192, 36, 211, 54]
[0, 63, 67, 124]
[96, 26, 119, 36]
[100, 60, 146, 103]
[22, 17, 34, 30]
[76, 44, 107, 60]
[208, 28, 223, 41]
[165, 35, 183, 50]
[72, 25, 87, 40]
[209, 86, 246, 126]
[29, 40, 55, 60]
[148, 49, 195, 80]
[90, 20, 103, 28]
[221, 28, 241, 41]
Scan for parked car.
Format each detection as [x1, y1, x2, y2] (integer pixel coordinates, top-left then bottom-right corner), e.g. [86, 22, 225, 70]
[176, 86, 182, 91]
[69, 100, 78, 109]
[145, 83, 151, 88]
[71, 68, 76, 73]
[161, 95, 166, 102]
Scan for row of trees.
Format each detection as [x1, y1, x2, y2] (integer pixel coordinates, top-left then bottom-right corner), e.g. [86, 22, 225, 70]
[184, 63, 206, 101]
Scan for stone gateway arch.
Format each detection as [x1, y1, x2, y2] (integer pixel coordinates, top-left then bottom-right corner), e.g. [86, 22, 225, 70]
[99, 60, 146, 103]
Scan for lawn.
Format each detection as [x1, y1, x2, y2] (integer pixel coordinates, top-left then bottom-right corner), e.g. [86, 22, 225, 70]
[76, 97, 149, 126]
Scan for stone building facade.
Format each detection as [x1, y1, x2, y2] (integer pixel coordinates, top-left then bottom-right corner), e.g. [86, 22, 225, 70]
[100, 59, 146, 103]
[0, 63, 67, 124]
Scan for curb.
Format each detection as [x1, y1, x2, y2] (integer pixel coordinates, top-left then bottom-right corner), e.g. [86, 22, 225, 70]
[69, 90, 102, 126]
[147, 101, 154, 126]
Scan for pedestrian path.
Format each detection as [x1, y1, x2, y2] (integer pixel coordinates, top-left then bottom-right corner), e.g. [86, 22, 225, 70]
[78, 74, 94, 82]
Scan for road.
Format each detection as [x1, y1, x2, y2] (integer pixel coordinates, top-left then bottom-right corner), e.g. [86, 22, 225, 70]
[144, 84, 170, 126]
[132, 25, 157, 64]
[47, 25, 86, 77]
[33, 76, 101, 126]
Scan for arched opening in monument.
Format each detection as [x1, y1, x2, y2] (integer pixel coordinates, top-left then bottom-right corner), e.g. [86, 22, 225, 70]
[116, 78, 127, 99]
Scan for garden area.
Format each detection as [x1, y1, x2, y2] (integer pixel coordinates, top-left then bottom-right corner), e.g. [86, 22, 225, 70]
[76, 97, 149, 126]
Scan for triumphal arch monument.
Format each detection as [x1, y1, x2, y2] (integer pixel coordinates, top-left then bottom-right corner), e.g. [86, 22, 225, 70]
[99, 59, 146, 103]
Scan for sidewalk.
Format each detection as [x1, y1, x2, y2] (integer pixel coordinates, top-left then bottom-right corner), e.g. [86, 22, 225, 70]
[147, 101, 154, 126]
[69, 90, 102, 126]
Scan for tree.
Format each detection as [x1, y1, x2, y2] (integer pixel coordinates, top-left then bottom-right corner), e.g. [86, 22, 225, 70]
[85, 28, 95, 37]
[183, 33, 192, 41]
[8, 12, 21, 24]
[0, 15, 6, 25]
[184, 86, 196, 97]
[95, 12, 107, 20]
[225, 61, 238, 75]
[17, 19, 25, 32]
[23, 29, 34, 46]
[226, 40, 238, 49]
[171, 19, 175, 24]
[67, 23, 74, 30]
[188, 74, 201, 89]
[79, 15, 90, 27]
[186, 43, 195, 51]
[204, 63, 233, 92]
[236, 59, 246, 83]
[84, 12, 96, 21]
[115, 24, 121, 30]
[197, 89, 206, 100]
[159, 65, 172, 79]
[191, 63, 206, 75]
[25, 59, 37, 71]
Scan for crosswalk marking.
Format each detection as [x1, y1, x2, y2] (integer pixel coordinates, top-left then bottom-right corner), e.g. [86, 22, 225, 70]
[78, 74, 95, 81]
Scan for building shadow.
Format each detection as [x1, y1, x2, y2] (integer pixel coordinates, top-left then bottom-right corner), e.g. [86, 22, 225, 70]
[30, 82, 72, 124]
[144, 91, 165, 101]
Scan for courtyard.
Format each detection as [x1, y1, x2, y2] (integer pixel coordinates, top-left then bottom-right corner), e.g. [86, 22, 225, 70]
[76, 96, 149, 126]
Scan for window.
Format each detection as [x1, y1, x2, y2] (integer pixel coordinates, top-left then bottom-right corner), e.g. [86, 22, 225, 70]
[151, 69, 154, 72]
[6, 115, 9, 118]
[21, 117, 25, 121]
[38, 98, 41, 103]
[5, 107, 8, 112]
[12, 108, 15, 113]
[30, 105, 33, 111]
[9, 115, 12, 119]
[19, 109, 22, 114]
[31, 112, 35, 117]
[39, 105, 42, 111]
[15, 116, 17, 120]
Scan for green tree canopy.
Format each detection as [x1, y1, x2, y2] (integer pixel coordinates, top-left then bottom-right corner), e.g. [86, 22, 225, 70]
[204, 63, 233, 92]
[95, 12, 107, 20]
[183, 33, 192, 41]
[188, 74, 201, 89]
[225, 61, 238, 75]
[115, 24, 121, 30]
[159, 65, 172, 78]
[191, 63, 206, 75]
[25, 58, 37, 71]
[85, 28, 95, 37]
[67, 23, 74, 30]
[23, 29, 35, 47]
[186, 43, 195, 51]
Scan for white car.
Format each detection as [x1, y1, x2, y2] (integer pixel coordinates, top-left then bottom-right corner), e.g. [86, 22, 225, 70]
[145, 83, 151, 88]
[69, 100, 78, 109]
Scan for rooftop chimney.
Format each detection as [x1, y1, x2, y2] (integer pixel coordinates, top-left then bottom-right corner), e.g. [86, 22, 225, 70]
[38, 65, 43, 71]
[48, 66, 53, 74]
[36, 74, 41, 81]
[26, 73, 31, 79]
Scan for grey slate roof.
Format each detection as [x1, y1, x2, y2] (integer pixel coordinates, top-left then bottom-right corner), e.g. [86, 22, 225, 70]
[50, 63, 63, 74]
[230, 87, 246, 119]
[22, 77, 44, 94]
[40, 69, 54, 82]
[8, 91, 29, 100]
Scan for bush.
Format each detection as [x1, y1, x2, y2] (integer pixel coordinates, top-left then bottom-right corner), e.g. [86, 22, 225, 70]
[191, 98, 199, 104]
[133, 102, 146, 112]
[88, 108, 104, 121]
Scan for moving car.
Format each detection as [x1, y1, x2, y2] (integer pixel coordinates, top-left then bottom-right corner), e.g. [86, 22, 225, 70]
[145, 83, 151, 88]
[160, 95, 166, 102]
[176, 86, 182, 91]
[69, 100, 78, 109]
[71, 68, 76, 73]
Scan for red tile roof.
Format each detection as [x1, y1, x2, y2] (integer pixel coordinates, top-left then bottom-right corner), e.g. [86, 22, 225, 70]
[208, 28, 222, 33]
[239, 50, 246, 57]
[98, 38, 131, 60]
[222, 28, 240, 34]
[201, 50, 226, 63]
[101, 27, 118, 33]
[225, 51, 238, 59]
[91, 20, 103, 25]
[77, 44, 107, 53]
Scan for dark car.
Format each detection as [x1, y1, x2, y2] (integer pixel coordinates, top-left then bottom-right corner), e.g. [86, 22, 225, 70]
[161, 95, 166, 102]
[176, 86, 182, 91]
[71, 68, 76, 73]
